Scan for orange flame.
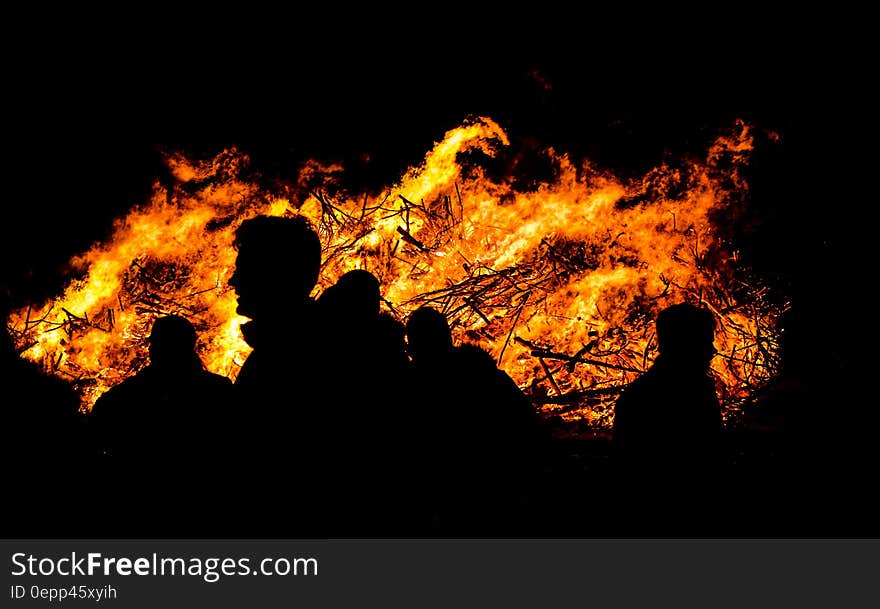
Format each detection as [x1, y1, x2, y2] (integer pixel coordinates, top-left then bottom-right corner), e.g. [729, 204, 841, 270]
[7, 117, 782, 426]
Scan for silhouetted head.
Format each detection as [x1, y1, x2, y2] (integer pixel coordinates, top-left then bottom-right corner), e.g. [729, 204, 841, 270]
[656, 303, 716, 368]
[405, 306, 453, 364]
[318, 270, 380, 321]
[230, 216, 321, 320]
[148, 315, 200, 370]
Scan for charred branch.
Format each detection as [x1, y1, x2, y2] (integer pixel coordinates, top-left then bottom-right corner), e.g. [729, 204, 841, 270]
[396, 226, 427, 251]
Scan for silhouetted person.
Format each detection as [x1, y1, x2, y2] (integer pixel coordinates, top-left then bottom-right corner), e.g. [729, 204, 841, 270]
[612, 303, 721, 533]
[316, 270, 411, 533]
[90, 315, 231, 534]
[406, 306, 454, 366]
[91, 315, 231, 457]
[406, 306, 545, 534]
[319, 269, 409, 371]
[2, 295, 83, 536]
[229, 215, 327, 534]
[319, 269, 380, 318]
[613, 303, 721, 472]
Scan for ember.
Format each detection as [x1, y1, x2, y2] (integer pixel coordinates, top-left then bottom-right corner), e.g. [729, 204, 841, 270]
[6, 117, 783, 427]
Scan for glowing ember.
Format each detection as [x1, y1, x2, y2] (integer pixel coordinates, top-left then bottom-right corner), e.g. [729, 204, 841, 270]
[6, 117, 782, 425]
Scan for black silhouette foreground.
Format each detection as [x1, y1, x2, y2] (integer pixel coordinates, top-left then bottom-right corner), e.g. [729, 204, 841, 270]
[316, 269, 412, 534]
[89, 315, 232, 535]
[613, 303, 721, 473]
[406, 306, 547, 534]
[2, 218, 874, 537]
[227, 215, 329, 534]
[91, 315, 232, 460]
[609, 303, 723, 534]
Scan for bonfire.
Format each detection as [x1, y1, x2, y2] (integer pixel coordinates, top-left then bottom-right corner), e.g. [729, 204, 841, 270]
[7, 117, 783, 429]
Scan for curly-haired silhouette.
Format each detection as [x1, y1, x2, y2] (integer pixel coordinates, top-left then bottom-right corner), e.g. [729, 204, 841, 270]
[406, 306, 454, 366]
[318, 270, 409, 374]
[406, 306, 545, 534]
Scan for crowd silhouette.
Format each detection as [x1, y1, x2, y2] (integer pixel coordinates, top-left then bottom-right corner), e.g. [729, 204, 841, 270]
[0, 216, 866, 538]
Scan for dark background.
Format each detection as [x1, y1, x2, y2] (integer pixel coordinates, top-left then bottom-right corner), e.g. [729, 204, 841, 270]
[2, 13, 876, 540]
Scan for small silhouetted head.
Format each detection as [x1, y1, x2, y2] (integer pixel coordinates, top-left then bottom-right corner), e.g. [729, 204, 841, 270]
[656, 303, 716, 368]
[319, 270, 380, 321]
[406, 306, 453, 364]
[148, 315, 200, 369]
[230, 216, 321, 319]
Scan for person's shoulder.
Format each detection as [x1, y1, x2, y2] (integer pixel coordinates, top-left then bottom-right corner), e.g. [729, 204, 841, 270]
[453, 343, 496, 369]
[377, 312, 404, 330]
[615, 369, 656, 409]
[103, 372, 146, 395]
[8, 358, 79, 402]
[622, 368, 656, 392]
[92, 374, 143, 413]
